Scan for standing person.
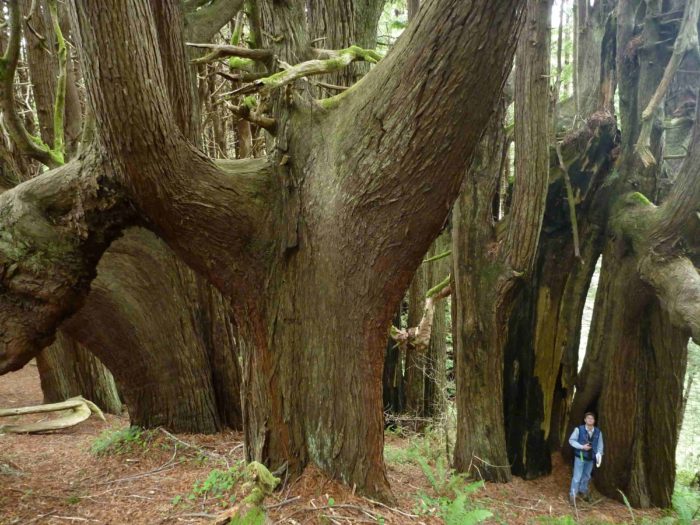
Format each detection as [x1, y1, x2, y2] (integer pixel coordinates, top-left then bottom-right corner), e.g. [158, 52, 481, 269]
[568, 412, 604, 505]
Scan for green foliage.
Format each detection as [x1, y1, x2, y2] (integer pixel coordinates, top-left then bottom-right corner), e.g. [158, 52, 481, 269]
[442, 493, 492, 525]
[536, 517, 576, 525]
[91, 426, 154, 456]
[391, 434, 491, 525]
[230, 506, 265, 525]
[186, 462, 245, 507]
[672, 484, 700, 524]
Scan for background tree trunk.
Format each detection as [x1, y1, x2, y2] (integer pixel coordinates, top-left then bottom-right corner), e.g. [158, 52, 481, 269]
[37, 334, 122, 414]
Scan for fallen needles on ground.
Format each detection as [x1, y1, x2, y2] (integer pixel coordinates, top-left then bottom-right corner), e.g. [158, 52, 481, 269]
[363, 496, 419, 518]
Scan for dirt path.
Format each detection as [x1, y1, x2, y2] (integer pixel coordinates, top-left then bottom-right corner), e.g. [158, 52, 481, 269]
[0, 364, 665, 524]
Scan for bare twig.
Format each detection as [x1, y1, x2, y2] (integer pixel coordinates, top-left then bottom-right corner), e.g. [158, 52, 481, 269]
[555, 142, 581, 259]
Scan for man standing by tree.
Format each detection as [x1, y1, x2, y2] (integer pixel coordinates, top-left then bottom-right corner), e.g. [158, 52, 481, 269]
[569, 412, 604, 505]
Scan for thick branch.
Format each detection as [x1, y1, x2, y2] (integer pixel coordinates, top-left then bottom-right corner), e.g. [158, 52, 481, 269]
[187, 42, 273, 65]
[226, 101, 277, 132]
[232, 46, 380, 96]
[184, 0, 245, 43]
[70, 1, 275, 296]
[0, 154, 132, 375]
[639, 253, 700, 344]
[635, 0, 700, 167]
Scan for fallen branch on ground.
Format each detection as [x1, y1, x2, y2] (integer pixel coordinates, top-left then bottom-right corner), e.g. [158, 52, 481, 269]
[0, 396, 105, 433]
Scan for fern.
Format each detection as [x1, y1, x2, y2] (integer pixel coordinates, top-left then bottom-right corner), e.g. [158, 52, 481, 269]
[673, 485, 700, 524]
[442, 493, 492, 525]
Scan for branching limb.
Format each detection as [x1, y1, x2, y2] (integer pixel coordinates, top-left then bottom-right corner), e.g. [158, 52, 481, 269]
[639, 253, 700, 344]
[636, 0, 700, 166]
[231, 46, 380, 96]
[391, 277, 452, 352]
[187, 42, 273, 66]
[0, 0, 61, 167]
[0, 155, 132, 375]
[225, 101, 276, 132]
[184, 0, 245, 43]
[556, 142, 581, 259]
[48, 0, 66, 163]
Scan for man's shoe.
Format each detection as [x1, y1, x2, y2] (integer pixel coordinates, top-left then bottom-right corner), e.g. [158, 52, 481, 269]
[581, 492, 592, 503]
[569, 493, 576, 506]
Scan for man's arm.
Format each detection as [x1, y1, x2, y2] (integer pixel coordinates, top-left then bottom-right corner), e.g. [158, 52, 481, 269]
[569, 428, 584, 449]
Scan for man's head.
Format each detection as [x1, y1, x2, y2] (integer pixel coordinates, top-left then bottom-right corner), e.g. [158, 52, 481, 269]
[584, 412, 596, 426]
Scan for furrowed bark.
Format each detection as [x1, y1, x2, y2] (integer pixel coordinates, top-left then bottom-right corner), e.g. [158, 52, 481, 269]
[0, 155, 131, 374]
[37, 333, 122, 415]
[504, 113, 618, 479]
[452, 0, 550, 482]
[61, 228, 243, 432]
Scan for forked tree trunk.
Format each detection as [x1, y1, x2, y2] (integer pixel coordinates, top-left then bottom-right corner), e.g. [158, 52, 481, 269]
[0, 0, 524, 500]
[504, 114, 618, 478]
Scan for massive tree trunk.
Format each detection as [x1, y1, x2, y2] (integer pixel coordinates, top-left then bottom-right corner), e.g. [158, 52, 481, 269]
[36, 333, 122, 413]
[60, 229, 243, 432]
[0, 0, 525, 499]
[504, 114, 618, 478]
[452, 0, 551, 483]
[5, 0, 244, 432]
[570, 0, 700, 507]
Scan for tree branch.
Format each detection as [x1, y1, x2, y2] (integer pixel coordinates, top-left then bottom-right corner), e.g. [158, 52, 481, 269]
[184, 0, 245, 43]
[0, 0, 61, 167]
[48, 0, 67, 162]
[635, 0, 700, 167]
[187, 42, 273, 65]
[231, 46, 380, 96]
[225, 101, 277, 132]
[0, 154, 133, 375]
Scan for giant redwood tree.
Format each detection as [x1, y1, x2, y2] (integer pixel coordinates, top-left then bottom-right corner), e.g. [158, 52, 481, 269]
[0, 0, 525, 498]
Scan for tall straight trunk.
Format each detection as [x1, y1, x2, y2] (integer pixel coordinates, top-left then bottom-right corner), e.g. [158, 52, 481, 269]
[405, 232, 450, 419]
[453, 0, 551, 483]
[37, 333, 122, 413]
[425, 233, 450, 417]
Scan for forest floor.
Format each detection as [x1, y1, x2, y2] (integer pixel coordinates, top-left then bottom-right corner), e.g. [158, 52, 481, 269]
[0, 364, 670, 524]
